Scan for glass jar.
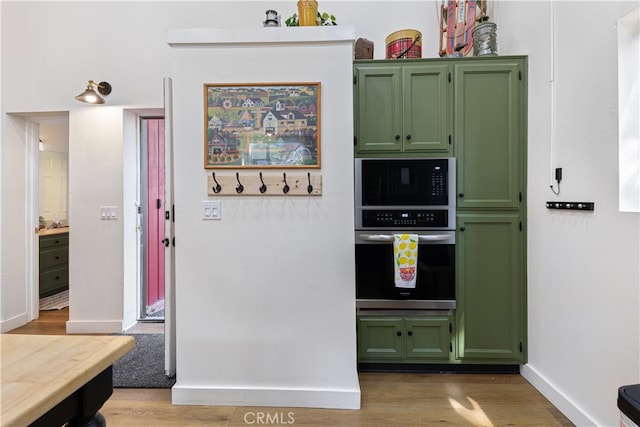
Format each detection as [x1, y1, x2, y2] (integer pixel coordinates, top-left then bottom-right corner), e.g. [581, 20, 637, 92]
[472, 18, 498, 56]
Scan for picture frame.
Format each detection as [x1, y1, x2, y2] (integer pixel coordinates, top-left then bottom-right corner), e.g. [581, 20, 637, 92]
[204, 82, 321, 168]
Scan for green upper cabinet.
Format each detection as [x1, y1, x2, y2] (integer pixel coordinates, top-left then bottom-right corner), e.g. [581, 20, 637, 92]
[354, 61, 451, 156]
[454, 59, 524, 209]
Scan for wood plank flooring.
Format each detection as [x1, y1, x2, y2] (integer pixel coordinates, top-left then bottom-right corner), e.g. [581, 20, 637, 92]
[8, 309, 574, 427]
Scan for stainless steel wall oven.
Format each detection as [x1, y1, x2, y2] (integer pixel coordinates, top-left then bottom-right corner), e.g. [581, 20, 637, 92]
[355, 158, 456, 310]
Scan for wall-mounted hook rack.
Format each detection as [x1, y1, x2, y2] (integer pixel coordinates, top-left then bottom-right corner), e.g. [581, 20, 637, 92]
[207, 171, 322, 196]
[259, 172, 267, 194]
[211, 172, 222, 194]
[235, 172, 244, 194]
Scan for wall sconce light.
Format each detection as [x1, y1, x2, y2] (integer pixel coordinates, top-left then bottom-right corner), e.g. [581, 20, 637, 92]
[75, 80, 112, 104]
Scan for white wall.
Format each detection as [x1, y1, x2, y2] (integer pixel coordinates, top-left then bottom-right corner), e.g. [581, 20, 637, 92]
[495, 2, 640, 425]
[168, 27, 360, 409]
[1, 0, 639, 424]
[39, 122, 68, 154]
[1, 114, 31, 331]
[65, 107, 127, 333]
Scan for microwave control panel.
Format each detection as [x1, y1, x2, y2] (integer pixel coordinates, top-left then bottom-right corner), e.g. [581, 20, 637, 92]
[430, 165, 447, 198]
[361, 209, 449, 228]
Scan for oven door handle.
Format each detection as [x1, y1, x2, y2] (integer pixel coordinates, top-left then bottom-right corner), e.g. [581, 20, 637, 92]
[357, 234, 451, 242]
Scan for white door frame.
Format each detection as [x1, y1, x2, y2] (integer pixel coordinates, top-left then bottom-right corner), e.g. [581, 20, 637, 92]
[25, 114, 70, 322]
[26, 120, 41, 321]
[123, 85, 175, 377]
[163, 77, 176, 377]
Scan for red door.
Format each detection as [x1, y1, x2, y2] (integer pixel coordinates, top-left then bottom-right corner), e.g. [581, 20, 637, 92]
[146, 119, 165, 310]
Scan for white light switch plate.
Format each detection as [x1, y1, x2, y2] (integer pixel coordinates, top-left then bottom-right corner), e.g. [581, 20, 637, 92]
[100, 206, 118, 220]
[202, 200, 221, 220]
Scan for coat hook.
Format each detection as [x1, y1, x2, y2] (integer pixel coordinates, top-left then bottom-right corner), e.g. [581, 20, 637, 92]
[211, 172, 222, 194]
[235, 172, 244, 194]
[307, 172, 313, 194]
[282, 172, 290, 194]
[259, 172, 267, 193]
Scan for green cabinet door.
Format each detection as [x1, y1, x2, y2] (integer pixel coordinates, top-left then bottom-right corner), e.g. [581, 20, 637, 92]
[358, 315, 453, 363]
[39, 233, 70, 298]
[357, 316, 404, 361]
[402, 64, 451, 153]
[354, 62, 451, 155]
[455, 213, 523, 363]
[354, 65, 402, 153]
[404, 316, 451, 361]
[454, 60, 523, 208]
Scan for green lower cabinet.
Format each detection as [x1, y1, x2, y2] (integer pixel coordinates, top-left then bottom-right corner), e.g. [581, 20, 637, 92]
[358, 316, 403, 361]
[404, 317, 451, 361]
[357, 316, 452, 363]
[39, 233, 69, 298]
[455, 212, 524, 363]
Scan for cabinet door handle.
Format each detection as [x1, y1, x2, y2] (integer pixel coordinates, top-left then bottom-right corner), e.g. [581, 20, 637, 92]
[55, 256, 60, 260]
[406, 134, 411, 140]
[407, 331, 413, 336]
[394, 134, 400, 140]
[458, 193, 465, 198]
[396, 331, 402, 337]
[459, 226, 466, 232]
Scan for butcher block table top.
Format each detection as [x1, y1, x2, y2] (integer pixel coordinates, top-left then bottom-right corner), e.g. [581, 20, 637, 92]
[0, 334, 134, 427]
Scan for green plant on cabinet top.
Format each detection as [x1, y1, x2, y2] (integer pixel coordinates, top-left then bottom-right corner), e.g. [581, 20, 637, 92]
[285, 12, 337, 26]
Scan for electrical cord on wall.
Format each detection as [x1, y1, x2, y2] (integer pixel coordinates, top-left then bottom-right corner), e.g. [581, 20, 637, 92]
[550, 167, 562, 195]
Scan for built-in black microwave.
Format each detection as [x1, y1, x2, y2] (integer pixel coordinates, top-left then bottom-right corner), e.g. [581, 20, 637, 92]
[354, 158, 456, 230]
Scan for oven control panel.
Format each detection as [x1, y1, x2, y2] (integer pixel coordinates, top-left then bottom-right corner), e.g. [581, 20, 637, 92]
[361, 209, 449, 228]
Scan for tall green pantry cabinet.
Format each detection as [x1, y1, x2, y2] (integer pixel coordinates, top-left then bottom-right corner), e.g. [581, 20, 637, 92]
[454, 58, 527, 364]
[354, 56, 527, 367]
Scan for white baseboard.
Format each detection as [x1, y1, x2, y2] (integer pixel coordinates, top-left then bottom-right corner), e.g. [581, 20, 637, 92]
[172, 384, 361, 410]
[0, 312, 29, 333]
[521, 364, 596, 426]
[65, 320, 123, 334]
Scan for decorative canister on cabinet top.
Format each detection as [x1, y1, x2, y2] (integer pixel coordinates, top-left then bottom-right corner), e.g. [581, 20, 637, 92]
[297, 0, 318, 26]
[264, 10, 281, 27]
[385, 29, 422, 59]
[472, 17, 498, 56]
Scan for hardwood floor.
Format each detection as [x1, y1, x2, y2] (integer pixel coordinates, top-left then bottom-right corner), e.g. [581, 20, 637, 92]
[8, 309, 574, 427]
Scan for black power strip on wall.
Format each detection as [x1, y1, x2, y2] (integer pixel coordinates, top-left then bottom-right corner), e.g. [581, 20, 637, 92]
[545, 201, 595, 211]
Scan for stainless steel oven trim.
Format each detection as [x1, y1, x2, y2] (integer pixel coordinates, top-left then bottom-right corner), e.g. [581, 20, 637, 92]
[356, 299, 456, 310]
[356, 207, 455, 231]
[354, 157, 456, 230]
[355, 229, 456, 307]
[355, 229, 455, 245]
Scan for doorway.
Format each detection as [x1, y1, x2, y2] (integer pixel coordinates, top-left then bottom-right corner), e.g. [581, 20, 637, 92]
[37, 123, 70, 312]
[139, 118, 166, 321]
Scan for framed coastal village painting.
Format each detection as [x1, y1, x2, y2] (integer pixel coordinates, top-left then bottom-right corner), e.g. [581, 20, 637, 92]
[204, 83, 321, 168]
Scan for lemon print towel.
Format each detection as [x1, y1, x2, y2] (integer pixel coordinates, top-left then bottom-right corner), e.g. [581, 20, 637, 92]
[394, 234, 418, 288]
